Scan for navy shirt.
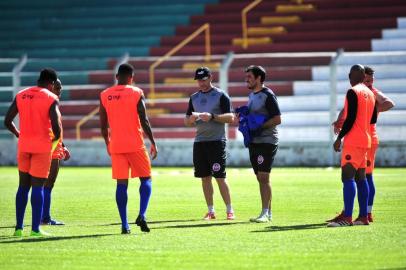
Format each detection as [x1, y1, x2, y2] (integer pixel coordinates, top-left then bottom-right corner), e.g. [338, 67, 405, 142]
[186, 87, 232, 142]
[248, 87, 281, 144]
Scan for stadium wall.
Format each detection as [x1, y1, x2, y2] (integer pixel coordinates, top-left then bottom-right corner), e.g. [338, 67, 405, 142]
[0, 139, 405, 167]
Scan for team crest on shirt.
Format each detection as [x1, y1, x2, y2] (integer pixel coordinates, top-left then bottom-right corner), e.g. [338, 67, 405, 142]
[212, 163, 221, 172]
[257, 155, 264, 164]
[345, 155, 351, 160]
[200, 98, 207, 106]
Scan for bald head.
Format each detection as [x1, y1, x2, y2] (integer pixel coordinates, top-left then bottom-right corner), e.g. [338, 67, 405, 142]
[349, 64, 365, 86]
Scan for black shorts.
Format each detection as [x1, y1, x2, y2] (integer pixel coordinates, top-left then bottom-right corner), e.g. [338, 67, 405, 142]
[249, 143, 278, 174]
[193, 141, 226, 178]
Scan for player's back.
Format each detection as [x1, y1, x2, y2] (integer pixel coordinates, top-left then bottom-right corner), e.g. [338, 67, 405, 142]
[100, 85, 144, 153]
[16, 86, 58, 153]
[343, 83, 375, 148]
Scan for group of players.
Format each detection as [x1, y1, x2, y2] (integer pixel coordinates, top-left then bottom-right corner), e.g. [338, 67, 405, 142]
[3, 62, 393, 236]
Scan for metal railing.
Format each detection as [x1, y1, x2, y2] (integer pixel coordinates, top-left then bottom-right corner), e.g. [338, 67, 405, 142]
[241, 0, 262, 49]
[148, 23, 212, 100]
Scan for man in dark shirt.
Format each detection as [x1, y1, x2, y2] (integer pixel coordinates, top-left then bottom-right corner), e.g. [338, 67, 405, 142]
[184, 67, 235, 220]
[244, 65, 281, 223]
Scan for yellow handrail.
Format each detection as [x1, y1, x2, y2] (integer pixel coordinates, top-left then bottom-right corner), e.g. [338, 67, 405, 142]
[149, 23, 211, 100]
[76, 106, 99, 140]
[241, 0, 263, 49]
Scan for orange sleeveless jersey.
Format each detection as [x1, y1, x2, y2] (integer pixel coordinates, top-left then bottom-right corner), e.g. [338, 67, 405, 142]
[370, 86, 380, 145]
[16, 86, 58, 153]
[342, 83, 375, 148]
[100, 85, 145, 153]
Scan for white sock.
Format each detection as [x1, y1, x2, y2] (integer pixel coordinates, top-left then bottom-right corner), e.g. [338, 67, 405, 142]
[261, 209, 269, 216]
[367, 205, 373, 213]
[268, 210, 272, 218]
[226, 204, 233, 213]
[208, 205, 215, 213]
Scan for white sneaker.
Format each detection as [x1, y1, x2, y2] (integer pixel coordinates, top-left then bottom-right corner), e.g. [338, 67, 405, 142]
[250, 214, 269, 223]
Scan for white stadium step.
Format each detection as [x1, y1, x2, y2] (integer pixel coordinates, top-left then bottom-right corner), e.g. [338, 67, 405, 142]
[312, 64, 406, 81]
[279, 93, 406, 112]
[398, 17, 406, 28]
[281, 110, 406, 126]
[382, 29, 406, 39]
[336, 51, 406, 65]
[372, 38, 406, 51]
[293, 79, 406, 96]
[279, 126, 406, 142]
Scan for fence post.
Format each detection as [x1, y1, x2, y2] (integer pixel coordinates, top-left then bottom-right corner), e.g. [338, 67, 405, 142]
[329, 48, 343, 166]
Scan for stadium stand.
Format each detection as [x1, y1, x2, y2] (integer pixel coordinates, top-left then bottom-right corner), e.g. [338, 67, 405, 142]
[0, 0, 405, 147]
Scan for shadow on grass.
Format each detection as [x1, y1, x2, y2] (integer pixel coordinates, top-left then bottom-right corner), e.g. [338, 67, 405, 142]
[98, 219, 202, 227]
[0, 233, 116, 244]
[251, 222, 327, 233]
[155, 221, 250, 230]
[0, 226, 15, 229]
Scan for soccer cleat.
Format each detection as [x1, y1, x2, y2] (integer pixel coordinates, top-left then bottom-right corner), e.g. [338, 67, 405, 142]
[326, 211, 344, 223]
[327, 216, 353, 227]
[226, 212, 235, 220]
[135, 215, 150, 232]
[353, 216, 370, 226]
[367, 213, 374, 223]
[121, 228, 131, 234]
[203, 212, 216, 220]
[13, 229, 23, 237]
[250, 214, 269, 223]
[30, 230, 51, 237]
[41, 219, 65, 225]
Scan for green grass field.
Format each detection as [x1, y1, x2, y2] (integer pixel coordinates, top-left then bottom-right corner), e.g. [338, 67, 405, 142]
[0, 167, 405, 269]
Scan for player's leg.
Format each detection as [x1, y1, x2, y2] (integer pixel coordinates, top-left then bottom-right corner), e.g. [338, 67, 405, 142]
[354, 167, 369, 225]
[255, 172, 271, 222]
[127, 150, 152, 232]
[366, 145, 377, 222]
[42, 159, 64, 225]
[30, 176, 47, 235]
[137, 177, 152, 232]
[211, 141, 234, 219]
[14, 170, 31, 236]
[25, 152, 52, 236]
[193, 142, 215, 219]
[327, 147, 357, 227]
[111, 153, 131, 234]
[116, 179, 130, 234]
[249, 143, 277, 223]
[202, 176, 216, 219]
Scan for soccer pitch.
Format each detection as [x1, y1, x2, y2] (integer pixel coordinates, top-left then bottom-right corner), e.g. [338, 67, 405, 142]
[0, 167, 405, 269]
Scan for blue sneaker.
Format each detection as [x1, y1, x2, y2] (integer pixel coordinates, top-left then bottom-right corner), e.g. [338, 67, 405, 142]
[41, 218, 65, 225]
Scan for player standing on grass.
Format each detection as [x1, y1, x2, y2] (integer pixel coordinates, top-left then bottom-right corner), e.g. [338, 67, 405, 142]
[184, 67, 235, 220]
[41, 79, 71, 226]
[99, 63, 157, 234]
[4, 68, 61, 237]
[243, 65, 281, 223]
[330, 66, 395, 223]
[327, 64, 377, 227]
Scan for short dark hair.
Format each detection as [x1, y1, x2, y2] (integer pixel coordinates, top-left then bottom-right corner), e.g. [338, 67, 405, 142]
[245, 65, 266, 83]
[364, 66, 375, 76]
[37, 68, 57, 85]
[117, 63, 134, 77]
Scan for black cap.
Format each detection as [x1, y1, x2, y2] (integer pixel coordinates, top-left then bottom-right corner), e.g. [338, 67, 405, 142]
[194, 67, 211, 80]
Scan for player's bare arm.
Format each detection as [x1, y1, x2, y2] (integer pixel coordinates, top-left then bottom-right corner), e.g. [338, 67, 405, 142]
[137, 95, 157, 160]
[4, 98, 20, 138]
[262, 115, 281, 129]
[49, 101, 61, 141]
[375, 91, 395, 112]
[99, 98, 110, 153]
[208, 112, 235, 124]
